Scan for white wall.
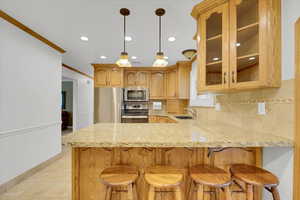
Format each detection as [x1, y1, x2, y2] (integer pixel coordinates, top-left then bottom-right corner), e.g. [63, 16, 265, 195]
[0, 19, 62, 185]
[62, 67, 94, 130]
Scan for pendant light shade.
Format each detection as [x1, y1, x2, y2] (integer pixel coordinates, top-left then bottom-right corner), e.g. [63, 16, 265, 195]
[153, 52, 168, 67]
[116, 52, 131, 67]
[153, 8, 168, 67]
[116, 8, 131, 67]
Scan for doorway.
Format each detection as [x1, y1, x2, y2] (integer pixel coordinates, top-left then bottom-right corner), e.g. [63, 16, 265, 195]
[62, 77, 74, 135]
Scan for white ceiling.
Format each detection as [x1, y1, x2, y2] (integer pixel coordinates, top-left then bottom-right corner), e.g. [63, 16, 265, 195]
[0, 0, 199, 75]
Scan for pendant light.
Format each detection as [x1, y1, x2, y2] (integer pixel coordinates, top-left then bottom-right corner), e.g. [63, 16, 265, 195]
[116, 8, 131, 67]
[153, 8, 168, 67]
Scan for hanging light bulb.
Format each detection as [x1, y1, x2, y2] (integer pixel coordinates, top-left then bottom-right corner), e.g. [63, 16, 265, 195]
[116, 8, 131, 67]
[153, 8, 168, 67]
[116, 52, 131, 67]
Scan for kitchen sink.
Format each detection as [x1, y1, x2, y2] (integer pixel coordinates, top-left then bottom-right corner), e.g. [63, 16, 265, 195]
[175, 116, 193, 120]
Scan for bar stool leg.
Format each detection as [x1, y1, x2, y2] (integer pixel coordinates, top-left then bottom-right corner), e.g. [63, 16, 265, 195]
[148, 185, 155, 200]
[128, 184, 133, 200]
[175, 186, 183, 200]
[188, 181, 195, 200]
[224, 186, 232, 200]
[246, 184, 254, 200]
[197, 184, 204, 200]
[133, 183, 138, 200]
[105, 186, 112, 200]
[271, 187, 280, 200]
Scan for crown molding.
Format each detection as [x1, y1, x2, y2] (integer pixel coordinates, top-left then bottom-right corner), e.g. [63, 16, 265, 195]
[0, 9, 66, 53]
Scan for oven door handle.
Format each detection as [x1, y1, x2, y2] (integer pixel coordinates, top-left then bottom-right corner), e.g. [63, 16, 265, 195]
[121, 116, 149, 119]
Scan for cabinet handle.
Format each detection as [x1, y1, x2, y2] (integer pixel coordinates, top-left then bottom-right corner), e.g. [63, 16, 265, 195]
[232, 71, 235, 83]
[223, 72, 227, 84]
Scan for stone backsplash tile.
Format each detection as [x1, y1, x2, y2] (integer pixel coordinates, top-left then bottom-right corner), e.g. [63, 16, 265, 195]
[194, 80, 294, 139]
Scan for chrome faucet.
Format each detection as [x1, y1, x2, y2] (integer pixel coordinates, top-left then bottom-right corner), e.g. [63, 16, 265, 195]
[185, 107, 198, 120]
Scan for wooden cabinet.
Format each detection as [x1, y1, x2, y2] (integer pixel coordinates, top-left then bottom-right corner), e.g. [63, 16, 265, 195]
[166, 99, 189, 114]
[94, 65, 123, 87]
[92, 62, 191, 100]
[166, 69, 177, 98]
[124, 71, 149, 88]
[149, 115, 177, 123]
[192, 0, 281, 93]
[166, 62, 192, 99]
[150, 71, 165, 99]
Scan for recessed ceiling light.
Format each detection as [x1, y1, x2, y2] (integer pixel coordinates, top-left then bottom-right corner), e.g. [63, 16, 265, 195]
[131, 56, 137, 59]
[213, 57, 220, 61]
[168, 36, 176, 42]
[100, 56, 107, 59]
[164, 56, 169, 59]
[80, 36, 88, 41]
[125, 36, 132, 41]
[236, 43, 241, 47]
[249, 57, 256, 60]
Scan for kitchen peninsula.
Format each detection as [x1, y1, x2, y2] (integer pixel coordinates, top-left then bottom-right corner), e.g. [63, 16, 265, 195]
[67, 116, 293, 200]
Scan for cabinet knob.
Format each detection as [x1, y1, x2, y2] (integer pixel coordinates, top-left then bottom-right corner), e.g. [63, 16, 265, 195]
[232, 71, 235, 83]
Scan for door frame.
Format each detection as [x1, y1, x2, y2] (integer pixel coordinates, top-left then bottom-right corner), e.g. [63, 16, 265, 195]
[294, 17, 300, 200]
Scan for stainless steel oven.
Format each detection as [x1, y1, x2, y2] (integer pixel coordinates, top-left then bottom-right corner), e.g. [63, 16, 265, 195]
[124, 88, 149, 102]
[121, 102, 149, 123]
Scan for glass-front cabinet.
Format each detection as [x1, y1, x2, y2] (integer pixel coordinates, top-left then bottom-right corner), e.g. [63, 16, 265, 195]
[198, 3, 229, 91]
[193, 0, 281, 93]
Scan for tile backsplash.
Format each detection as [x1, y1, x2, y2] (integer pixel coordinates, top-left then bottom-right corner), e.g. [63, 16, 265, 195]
[193, 80, 294, 139]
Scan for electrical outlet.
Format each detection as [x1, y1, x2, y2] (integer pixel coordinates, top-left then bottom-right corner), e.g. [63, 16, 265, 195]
[258, 102, 266, 115]
[215, 103, 221, 111]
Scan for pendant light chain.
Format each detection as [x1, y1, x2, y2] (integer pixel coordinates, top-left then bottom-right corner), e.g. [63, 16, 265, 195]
[159, 15, 161, 53]
[124, 15, 126, 53]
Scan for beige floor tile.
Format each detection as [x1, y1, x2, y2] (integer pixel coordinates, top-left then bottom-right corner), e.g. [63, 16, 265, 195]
[0, 146, 71, 200]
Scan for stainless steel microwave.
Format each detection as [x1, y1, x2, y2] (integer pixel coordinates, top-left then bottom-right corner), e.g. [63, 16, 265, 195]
[124, 88, 149, 102]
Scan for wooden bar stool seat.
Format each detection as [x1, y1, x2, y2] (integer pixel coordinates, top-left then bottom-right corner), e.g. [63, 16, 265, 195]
[189, 164, 232, 200]
[145, 165, 185, 200]
[230, 164, 280, 200]
[99, 165, 139, 200]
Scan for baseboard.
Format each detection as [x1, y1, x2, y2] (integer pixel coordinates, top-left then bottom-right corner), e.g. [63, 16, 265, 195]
[0, 149, 66, 194]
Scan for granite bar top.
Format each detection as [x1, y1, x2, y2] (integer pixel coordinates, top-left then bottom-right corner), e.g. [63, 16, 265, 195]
[66, 115, 293, 148]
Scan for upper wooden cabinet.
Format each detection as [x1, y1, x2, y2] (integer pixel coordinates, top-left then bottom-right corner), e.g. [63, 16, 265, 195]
[92, 62, 191, 99]
[192, 0, 281, 93]
[124, 71, 149, 88]
[93, 64, 123, 87]
[150, 71, 165, 99]
[166, 62, 192, 99]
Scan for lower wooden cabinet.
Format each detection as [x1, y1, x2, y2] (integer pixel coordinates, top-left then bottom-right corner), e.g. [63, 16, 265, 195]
[149, 115, 177, 123]
[73, 147, 262, 200]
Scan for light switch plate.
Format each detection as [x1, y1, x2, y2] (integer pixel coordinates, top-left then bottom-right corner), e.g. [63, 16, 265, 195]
[258, 102, 266, 115]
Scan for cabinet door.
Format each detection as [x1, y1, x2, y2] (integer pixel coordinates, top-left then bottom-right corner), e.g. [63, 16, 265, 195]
[95, 69, 108, 87]
[229, 0, 261, 89]
[136, 71, 149, 88]
[150, 72, 165, 99]
[125, 71, 137, 87]
[166, 69, 177, 98]
[109, 67, 123, 87]
[198, 3, 229, 92]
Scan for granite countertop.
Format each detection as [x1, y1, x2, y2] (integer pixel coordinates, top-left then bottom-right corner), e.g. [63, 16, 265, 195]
[66, 114, 293, 148]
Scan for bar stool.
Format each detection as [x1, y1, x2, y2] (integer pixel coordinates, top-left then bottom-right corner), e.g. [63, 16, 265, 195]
[145, 165, 185, 200]
[99, 165, 139, 200]
[230, 164, 280, 200]
[189, 164, 232, 200]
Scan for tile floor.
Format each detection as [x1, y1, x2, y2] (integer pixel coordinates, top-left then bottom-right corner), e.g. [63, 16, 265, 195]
[0, 145, 71, 200]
